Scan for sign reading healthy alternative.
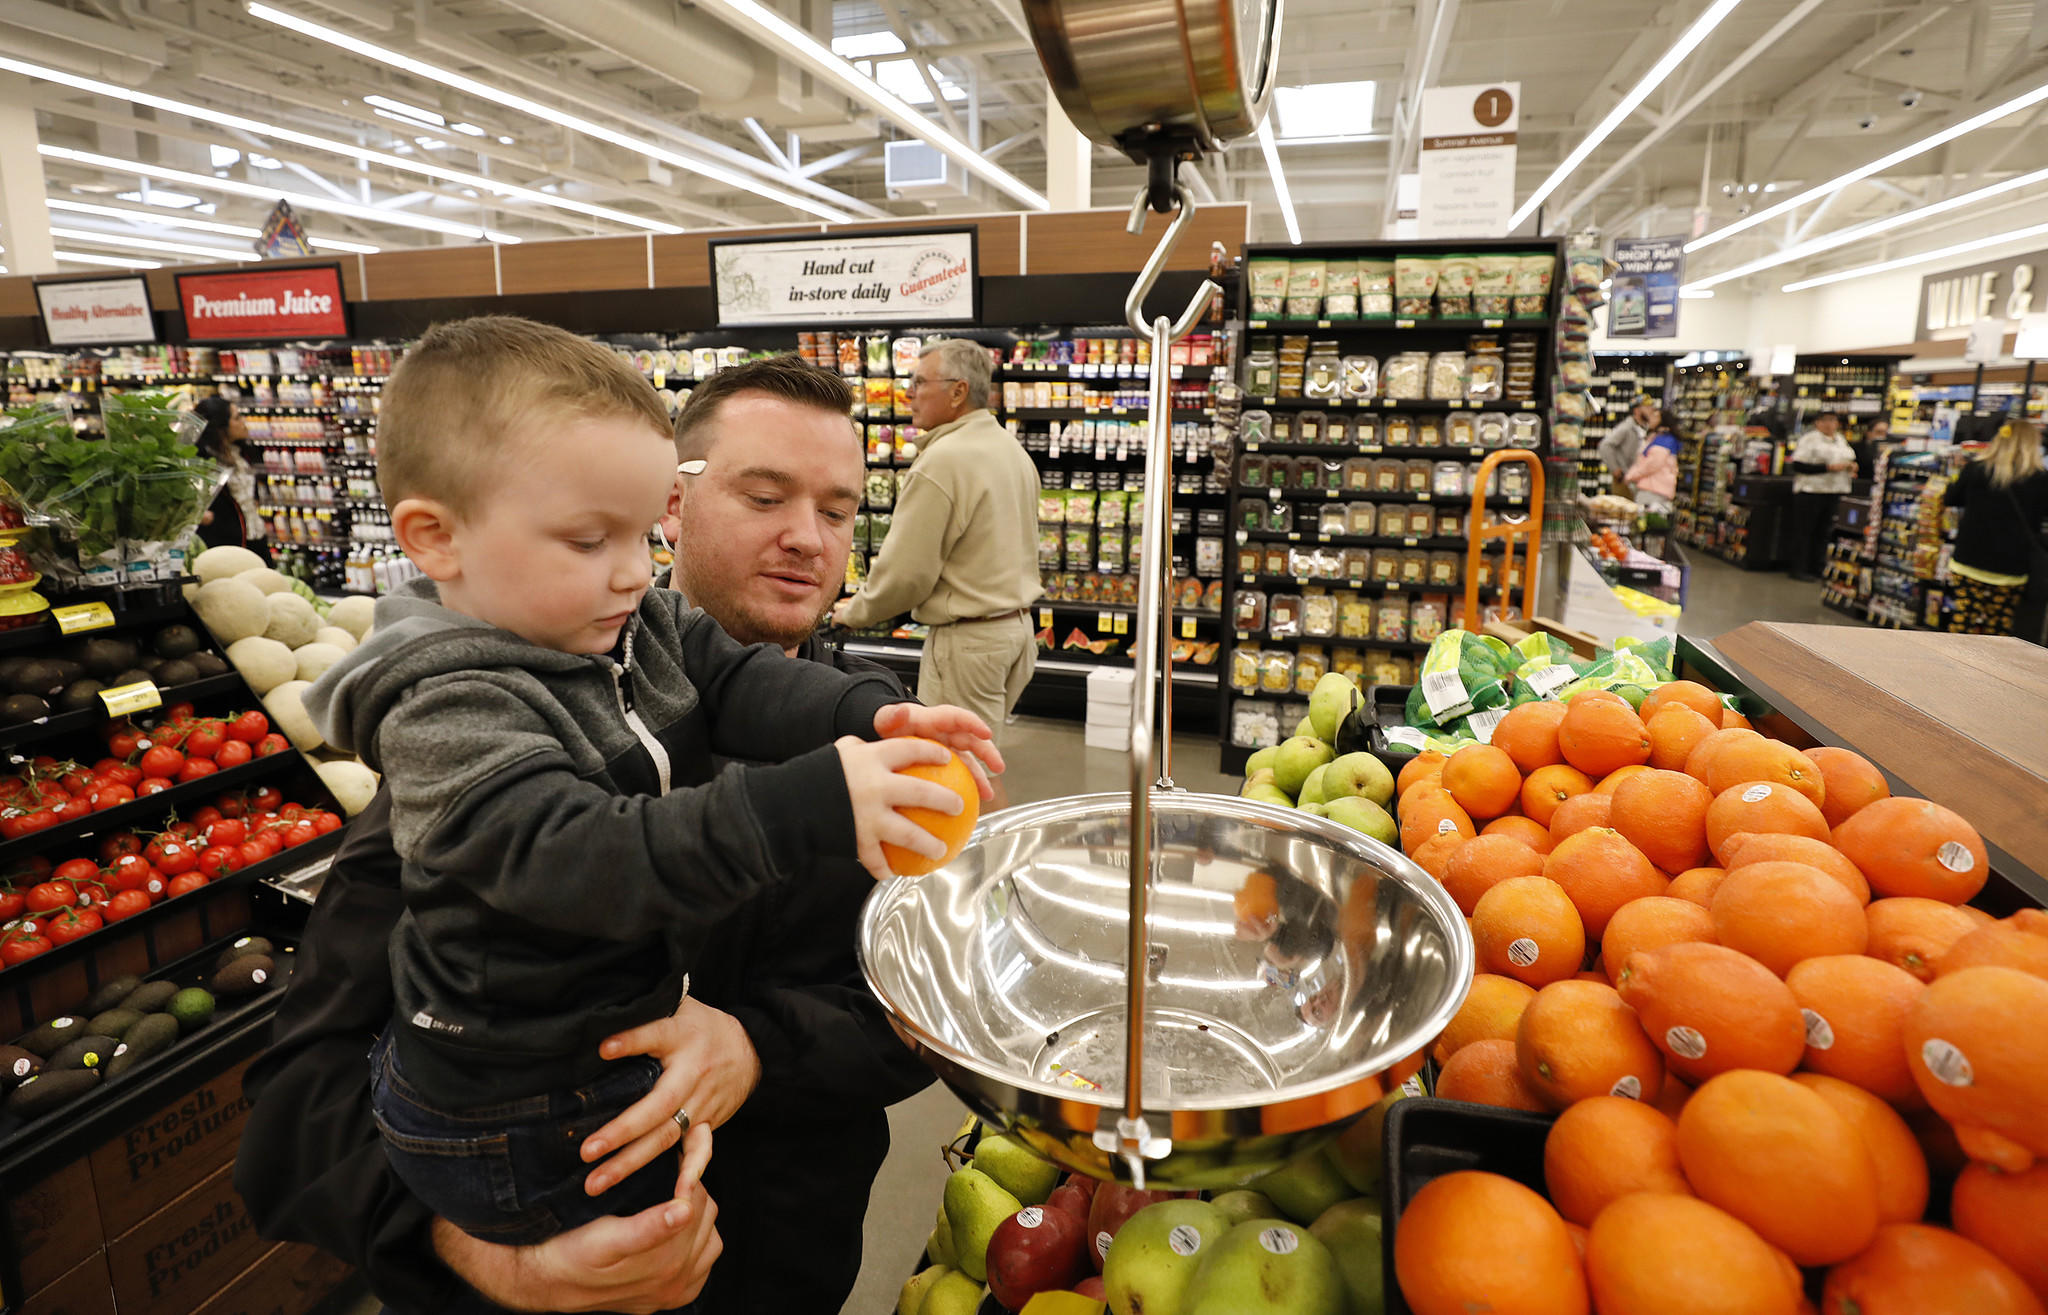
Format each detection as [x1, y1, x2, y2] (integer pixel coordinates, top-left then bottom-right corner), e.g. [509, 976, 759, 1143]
[1417, 83, 1520, 238]
[1608, 237, 1686, 339]
[711, 229, 977, 326]
[175, 264, 350, 342]
[35, 275, 157, 345]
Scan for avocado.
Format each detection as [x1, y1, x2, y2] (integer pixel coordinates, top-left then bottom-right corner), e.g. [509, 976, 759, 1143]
[137, 654, 167, 675]
[8, 660, 61, 697]
[102, 1014, 179, 1078]
[18, 1015, 88, 1057]
[85, 1007, 144, 1039]
[120, 980, 181, 1013]
[49, 1034, 120, 1071]
[44, 659, 85, 689]
[109, 668, 154, 689]
[80, 636, 139, 678]
[154, 658, 199, 688]
[88, 975, 143, 1012]
[214, 936, 274, 971]
[7, 1068, 99, 1119]
[185, 652, 229, 677]
[153, 625, 203, 659]
[210, 955, 275, 999]
[0, 1044, 42, 1090]
[0, 694, 50, 725]
[0, 656, 31, 688]
[56, 679, 105, 713]
[167, 987, 215, 1032]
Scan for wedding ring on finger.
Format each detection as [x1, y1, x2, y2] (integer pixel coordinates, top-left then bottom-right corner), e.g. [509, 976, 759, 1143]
[672, 1107, 691, 1137]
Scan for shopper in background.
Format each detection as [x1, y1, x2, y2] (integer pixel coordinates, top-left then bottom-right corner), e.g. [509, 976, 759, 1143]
[1941, 418, 2048, 637]
[1854, 417, 1889, 481]
[1787, 410, 1855, 582]
[237, 345, 958, 1315]
[1624, 411, 1682, 513]
[192, 395, 271, 560]
[1598, 395, 1656, 495]
[833, 337, 1042, 804]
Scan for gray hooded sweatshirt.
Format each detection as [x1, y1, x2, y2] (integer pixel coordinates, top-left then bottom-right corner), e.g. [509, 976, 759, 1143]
[304, 578, 908, 1104]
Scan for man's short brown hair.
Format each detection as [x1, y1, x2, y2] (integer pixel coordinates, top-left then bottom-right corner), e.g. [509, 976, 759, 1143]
[671, 355, 855, 463]
[377, 316, 671, 514]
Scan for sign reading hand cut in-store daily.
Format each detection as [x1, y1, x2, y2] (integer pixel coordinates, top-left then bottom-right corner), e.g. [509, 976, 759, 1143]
[1607, 237, 1686, 339]
[710, 229, 978, 327]
[1417, 83, 1520, 238]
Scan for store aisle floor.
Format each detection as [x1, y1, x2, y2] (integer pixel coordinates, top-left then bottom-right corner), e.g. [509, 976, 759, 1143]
[1675, 551, 1868, 638]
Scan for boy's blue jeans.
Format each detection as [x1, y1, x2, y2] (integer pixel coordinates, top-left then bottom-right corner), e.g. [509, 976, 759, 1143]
[369, 1028, 678, 1246]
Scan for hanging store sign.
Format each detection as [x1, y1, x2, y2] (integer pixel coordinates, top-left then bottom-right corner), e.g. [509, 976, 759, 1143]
[35, 275, 157, 346]
[710, 229, 978, 327]
[1417, 83, 1520, 238]
[1607, 237, 1686, 339]
[175, 263, 350, 343]
[1918, 247, 2045, 339]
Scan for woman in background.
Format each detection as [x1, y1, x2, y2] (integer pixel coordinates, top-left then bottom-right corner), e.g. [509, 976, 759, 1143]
[193, 395, 270, 561]
[1787, 410, 1855, 582]
[1624, 411, 1682, 513]
[1942, 418, 2048, 637]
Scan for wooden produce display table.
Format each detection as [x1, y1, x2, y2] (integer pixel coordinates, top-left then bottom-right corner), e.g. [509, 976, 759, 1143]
[1686, 623, 2048, 907]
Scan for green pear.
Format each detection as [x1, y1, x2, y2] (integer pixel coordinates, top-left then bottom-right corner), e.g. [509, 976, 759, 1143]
[1271, 736, 1334, 796]
[929, 1200, 958, 1268]
[1321, 753, 1395, 808]
[1294, 715, 1318, 740]
[918, 1268, 986, 1315]
[943, 1166, 1021, 1282]
[1309, 672, 1363, 743]
[1240, 767, 1278, 796]
[1183, 1220, 1345, 1315]
[900, 1265, 953, 1315]
[1244, 745, 1280, 776]
[1299, 803, 1329, 818]
[1249, 1145, 1356, 1224]
[1326, 1090, 1406, 1194]
[973, 1133, 1060, 1206]
[1322, 796, 1397, 847]
[1208, 1189, 1280, 1228]
[1243, 783, 1294, 809]
[1307, 1201, 1385, 1315]
[1103, 1199, 1232, 1315]
[1297, 764, 1332, 807]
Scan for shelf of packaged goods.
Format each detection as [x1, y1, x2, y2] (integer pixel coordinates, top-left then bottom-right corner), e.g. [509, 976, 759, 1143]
[212, 372, 389, 384]
[1243, 490, 1534, 509]
[1037, 603, 1223, 621]
[1237, 532, 1480, 552]
[1231, 577, 1522, 600]
[996, 365, 1216, 381]
[1245, 396, 1542, 413]
[1000, 407, 1215, 422]
[1243, 316, 1550, 331]
[98, 374, 216, 386]
[1241, 443, 1520, 460]
[1820, 595, 1868, 621]
[839, 638, 1220, 685]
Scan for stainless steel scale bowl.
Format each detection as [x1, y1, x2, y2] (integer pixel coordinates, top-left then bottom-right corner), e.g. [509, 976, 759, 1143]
[858, 0, 1475, 1187]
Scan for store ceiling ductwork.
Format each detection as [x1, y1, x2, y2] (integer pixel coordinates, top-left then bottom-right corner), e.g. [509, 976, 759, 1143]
[0, 6, 166, 87]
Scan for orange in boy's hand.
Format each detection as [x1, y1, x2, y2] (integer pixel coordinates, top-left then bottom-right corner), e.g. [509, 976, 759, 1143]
[880, 744, 979, 876]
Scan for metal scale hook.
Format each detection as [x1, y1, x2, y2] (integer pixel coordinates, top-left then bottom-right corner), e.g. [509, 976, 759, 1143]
[1099, 180, 1221, 1187]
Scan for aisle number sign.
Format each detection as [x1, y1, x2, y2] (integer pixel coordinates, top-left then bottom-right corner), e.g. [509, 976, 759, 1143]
[710, 229, 978, 327]
[1417, 83, 1520, 238]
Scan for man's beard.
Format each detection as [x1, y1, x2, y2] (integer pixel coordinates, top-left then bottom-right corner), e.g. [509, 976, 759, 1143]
[672, 528, 834, 649]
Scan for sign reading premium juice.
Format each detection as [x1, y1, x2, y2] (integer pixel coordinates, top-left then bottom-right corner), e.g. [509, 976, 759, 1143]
[176, 264, 350, 342]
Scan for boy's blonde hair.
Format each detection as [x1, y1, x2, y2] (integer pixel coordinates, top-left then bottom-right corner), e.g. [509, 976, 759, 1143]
[377, 316, 671, 514]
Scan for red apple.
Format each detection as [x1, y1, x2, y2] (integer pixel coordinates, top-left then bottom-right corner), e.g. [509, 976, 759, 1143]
[1044, 1183, 1092, 1224]
[1074, 1275, 1107, 1299]
[985, 1206, 1087, 1311]
[1084, 1184, 1185, 1272]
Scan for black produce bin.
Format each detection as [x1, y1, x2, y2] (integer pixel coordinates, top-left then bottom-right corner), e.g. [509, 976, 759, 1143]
[1380, 1098, 1555, 1315]
[1334, 684, 1420, 776]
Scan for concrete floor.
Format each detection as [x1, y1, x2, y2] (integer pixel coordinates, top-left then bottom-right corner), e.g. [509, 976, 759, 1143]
[1671, 550, 1868, 641]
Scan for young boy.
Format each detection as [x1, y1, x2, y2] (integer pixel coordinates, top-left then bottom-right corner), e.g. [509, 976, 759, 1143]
[304, 316, 992, 1246]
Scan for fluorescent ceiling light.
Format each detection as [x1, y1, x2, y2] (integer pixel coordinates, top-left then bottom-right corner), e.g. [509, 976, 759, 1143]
[55, 250, 161, 269]
[41, 145, 519, 242]
[50, 226, 260, 262]
[209, 145, 240, 168]
[496, 134, 515, 145]
[1781, 220, 2048, 292]
[1685, 164, 2048, 291]
[242, 4, 854, 221]
[1679, 288, 1715, 299]
[364, 93, 445, 127]
[1274, 82, 1376, 140]
[678, 0, 1050, 210]
[1255, 118, 1301, 245]
[46, 198, 380, 252]
[114, 187, 204, 209]
[831, 31, 907, 59]
[1513, 0, 1746, 231]
[449, 122, 485, 137]
[0, 54, 683, 235]
[871, 58, 967, 106]
[1691, 75, 2048, 254]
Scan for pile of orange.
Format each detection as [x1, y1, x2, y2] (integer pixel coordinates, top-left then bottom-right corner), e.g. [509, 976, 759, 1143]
[1385, 681, 2048, 1315]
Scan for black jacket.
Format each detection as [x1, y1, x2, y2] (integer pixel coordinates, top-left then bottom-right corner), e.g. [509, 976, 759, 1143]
[235, 632, 937, 1315]
[1943, 460, 2048, 578]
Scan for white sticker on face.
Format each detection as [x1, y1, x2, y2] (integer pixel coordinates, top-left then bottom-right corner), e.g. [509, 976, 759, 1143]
[1258, 1227, 1299, 1255]
[1168, 1225, 1203, 1257]
[1665, 1026, 1707, 1060]
[1609, 1075, 1642, 1100]
[1507, 938, 1540, 968]
[1802, 1009, 1836, 1050]
[1921, 1038, 1974, 1087]
[1016, 1207, 1043, 1229]
[1936, 841, 1975, 874]
[1741, 784, 1772, 804]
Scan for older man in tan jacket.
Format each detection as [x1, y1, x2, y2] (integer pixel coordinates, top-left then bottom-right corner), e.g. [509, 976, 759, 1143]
[834, 338, 1041, 796]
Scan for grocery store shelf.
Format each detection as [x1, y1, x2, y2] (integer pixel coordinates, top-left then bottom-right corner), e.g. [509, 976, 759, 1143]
[1247, 397, 1541, 413]
[0, 753, 284, 863]
[1244, 443, 1514, 459]
[1244, 317, 1549, 331]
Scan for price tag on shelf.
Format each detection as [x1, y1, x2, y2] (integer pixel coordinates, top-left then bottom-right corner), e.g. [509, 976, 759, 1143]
[1114, 614, 1130, 635]
[1235, 530, 1249, 542]
[1417, 493, 1432, 502]
[1288, 532, 1301, 541]
[100, 679, 162, 717]
[1483, 318, 1506, 329]
[1249, 320, 1269, 330]
[52, 602, 116, 635]
[1261, 397, 1278, 407]
[1447, 400, 1464, 409]
[1396, 319, 1417, 329]
[1402, 537, 1418, 547]
[1268, 487, 1281, 500]
[1245, 441, 1260, 451]
[1317, 319, 1333, 329]
[1181, 617, 1196, 638]
[1362, 444, 1383, 455]
[1237, 630, 1251, 641]
[1039, 608, 1053, 628]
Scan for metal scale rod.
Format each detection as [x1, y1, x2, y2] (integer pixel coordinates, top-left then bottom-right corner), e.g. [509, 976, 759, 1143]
[1109, 180, 1220, 1185]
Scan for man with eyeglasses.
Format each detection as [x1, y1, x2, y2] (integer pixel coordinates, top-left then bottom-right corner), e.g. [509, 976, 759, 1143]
[834, 338, 1042, 803]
